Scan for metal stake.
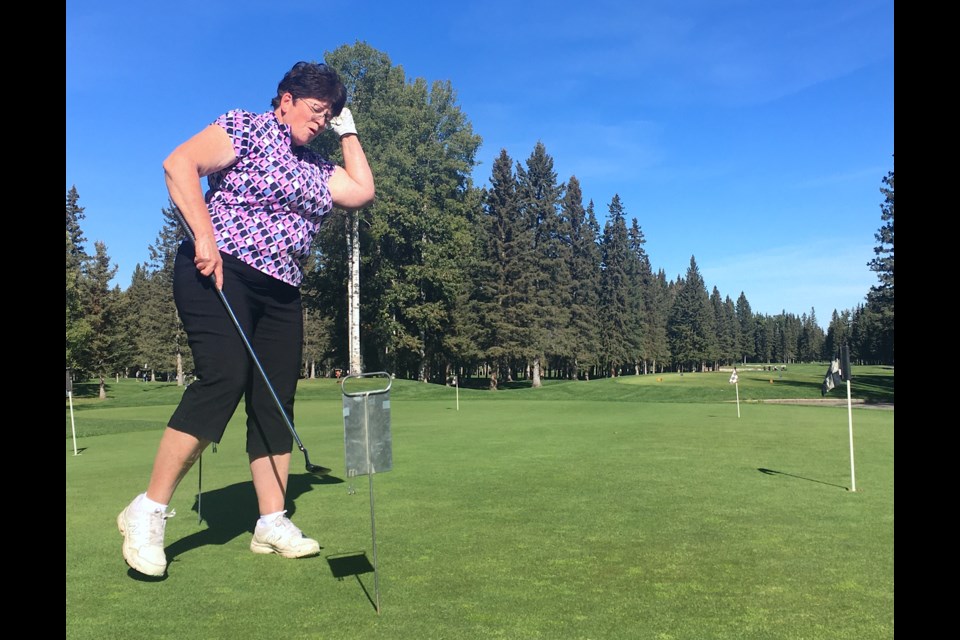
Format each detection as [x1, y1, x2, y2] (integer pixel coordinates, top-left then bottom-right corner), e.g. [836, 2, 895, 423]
[342, 372, 393, 615]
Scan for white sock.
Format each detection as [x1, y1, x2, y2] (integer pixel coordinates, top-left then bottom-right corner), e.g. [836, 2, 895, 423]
[258, 510, 286, 527]
[137, 493, 168, 513]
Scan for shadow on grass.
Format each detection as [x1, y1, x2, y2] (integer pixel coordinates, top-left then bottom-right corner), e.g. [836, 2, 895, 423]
[125, 567, 168, 582]
[853, 373, 895, 404]
[758, 467, 849, 491]
[68, 382, 101, 399]
[327, 551, 378, 612]
[164, 473, 345, 567]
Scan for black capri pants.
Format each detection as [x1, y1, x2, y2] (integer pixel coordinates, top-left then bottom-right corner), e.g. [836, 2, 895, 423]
[168, 242, 302, 458]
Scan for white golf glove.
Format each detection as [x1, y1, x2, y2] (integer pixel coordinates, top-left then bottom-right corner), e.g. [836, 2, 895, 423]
[328, 107, 358, 139]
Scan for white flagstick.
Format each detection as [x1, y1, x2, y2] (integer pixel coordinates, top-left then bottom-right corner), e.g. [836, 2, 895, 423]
[455, 375, 459, 411]
[68, 391, 79, 456]
[846, 378, 856, 492]
[735, 382, 740, 418]
[729, 369, 740, 418]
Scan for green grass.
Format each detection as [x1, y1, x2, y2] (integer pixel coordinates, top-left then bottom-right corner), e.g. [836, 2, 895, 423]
[66, 367, 893, 639]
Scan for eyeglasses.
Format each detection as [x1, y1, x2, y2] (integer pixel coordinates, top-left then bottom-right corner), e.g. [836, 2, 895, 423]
[298, 98, 335, 124]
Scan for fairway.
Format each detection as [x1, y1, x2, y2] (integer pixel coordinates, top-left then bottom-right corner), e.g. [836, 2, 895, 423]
[66, 370, 893, 639]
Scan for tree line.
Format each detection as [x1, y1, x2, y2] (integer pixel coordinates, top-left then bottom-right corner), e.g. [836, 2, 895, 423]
[65, 43, 894, 392]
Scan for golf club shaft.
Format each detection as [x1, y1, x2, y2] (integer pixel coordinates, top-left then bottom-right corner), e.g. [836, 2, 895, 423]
[173, 210, 328, 474]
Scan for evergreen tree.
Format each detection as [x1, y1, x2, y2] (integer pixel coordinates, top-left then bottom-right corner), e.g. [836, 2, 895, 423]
[564, 182, 601, 379]
[850, 303, 887, 365]
[599, 195, 631, 375]
[646, 269, 672, 374]
[799, 308, 825, 362]
[66, 231, 92, 377]
[66, 185, 88, 263]
[723, 296, 740, 366]
[710, 290, 739, 368]
[516, 141, 568, 387]
[668, 256, 714, 371]
[823, 309, 852, 361]
[755, 315, 774, 364]
[474, 150, 518, 389]
[735, 293, 755, 363]
[137, 202, 191, 383]
[66, 187, 92, 376]
[477, 149, 537, 387]
[709, 287, 726, 369]
[110, 280, 138, 379]
[627, 218, 650, 374]
[123, 264, 152, 378]
[866, 169, 894, 364]
[83, 242, 122, 398]
[775, 311, 800, 364]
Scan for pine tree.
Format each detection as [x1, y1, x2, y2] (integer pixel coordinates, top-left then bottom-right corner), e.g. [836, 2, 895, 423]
[646, 269, 672, 374]
[66, 186, 88, 263]
[799, 308, 824, 362]
[442, 187, 486, 382]
[66, 187, 92, 376]
[735, 293, 754, 363]
[66, 231, 92, 377]
[627, 218, 650, 374]
[136, 202, 191, 383]
[564, 181, 601, 379]
[850, 303, 886, 365]
[599, 195, 631, 375]
[755, 315, 774, 364]
[475, 149, 530, 389]
[668, 256, 714, 371]
[83, 242, 121, 398]
[124, 264, 152, 378]
[722, 296, 740, 366]
[474, 151, 512, 389]
[516, 141, 568, 387]
[710, 288, 738, 368]
[823, 310, 851, 361]
[866, 170, 894, 364]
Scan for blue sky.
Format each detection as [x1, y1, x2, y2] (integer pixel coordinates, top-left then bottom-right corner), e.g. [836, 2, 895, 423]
[66, 0, 893, 328]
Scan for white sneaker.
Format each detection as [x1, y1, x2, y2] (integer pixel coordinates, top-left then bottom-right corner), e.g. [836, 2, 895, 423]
[117, 499, 176, 576]
[250, 514, 320, 558]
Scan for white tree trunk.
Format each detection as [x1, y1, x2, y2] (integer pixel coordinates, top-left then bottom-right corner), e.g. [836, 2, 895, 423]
[347, 210, 361, 375]
[532, 356, 542, 388]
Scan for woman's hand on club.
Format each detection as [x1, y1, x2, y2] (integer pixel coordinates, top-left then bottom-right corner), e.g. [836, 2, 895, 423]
[193, 234, 224, 289]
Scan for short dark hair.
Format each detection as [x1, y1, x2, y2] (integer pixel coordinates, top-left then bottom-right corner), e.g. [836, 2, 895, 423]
[271, 61, 347, 114]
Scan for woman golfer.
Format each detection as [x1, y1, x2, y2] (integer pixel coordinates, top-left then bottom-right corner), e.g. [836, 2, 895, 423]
[117, 61, 375, 577]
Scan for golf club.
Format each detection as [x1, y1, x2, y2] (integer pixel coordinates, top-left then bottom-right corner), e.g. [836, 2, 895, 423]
[173, 210, 331, 476]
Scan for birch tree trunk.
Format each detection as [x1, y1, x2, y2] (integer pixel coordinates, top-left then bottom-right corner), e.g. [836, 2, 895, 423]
[347, 210, 361, 375]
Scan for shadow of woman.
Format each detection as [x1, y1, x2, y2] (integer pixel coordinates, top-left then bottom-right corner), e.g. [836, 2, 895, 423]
[165, 473, 344, 564]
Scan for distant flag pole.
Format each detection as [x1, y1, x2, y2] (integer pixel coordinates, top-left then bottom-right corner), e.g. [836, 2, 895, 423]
[821, 346, 857, 491]
[842, 345, 856, 492]
[455, 374, 460, 412]
[729, 367, 740, 418]
[67, 368, 79, 456]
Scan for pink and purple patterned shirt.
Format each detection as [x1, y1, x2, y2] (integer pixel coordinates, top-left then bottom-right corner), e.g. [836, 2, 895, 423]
[205, 109, 336, 287]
